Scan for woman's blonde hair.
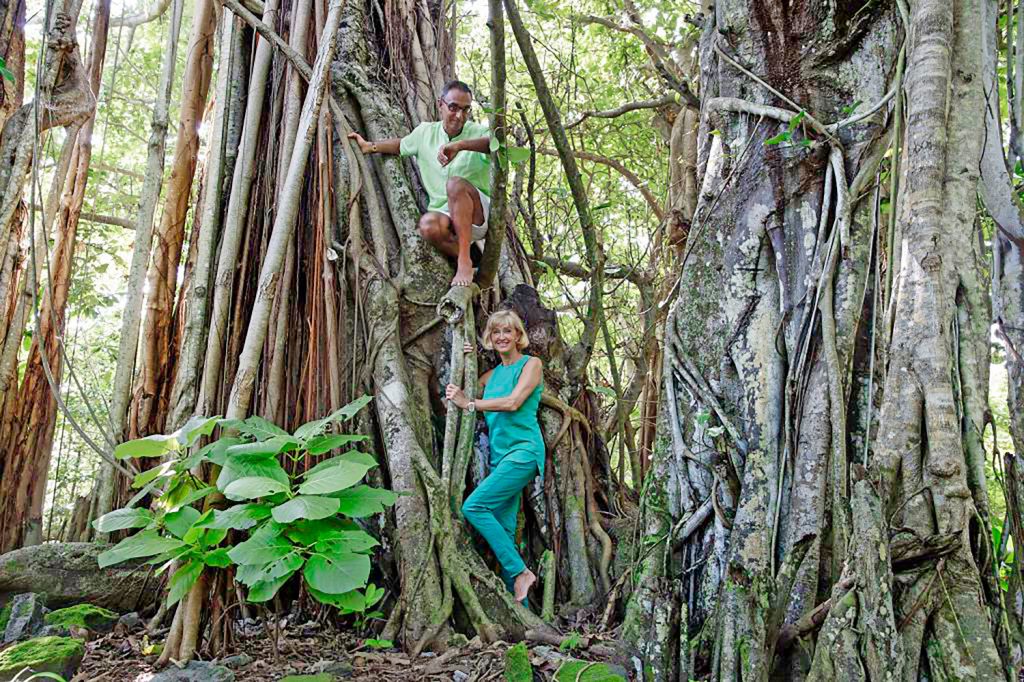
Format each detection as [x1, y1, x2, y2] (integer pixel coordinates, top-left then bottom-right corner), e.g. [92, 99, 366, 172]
[481, 310, 529, 351]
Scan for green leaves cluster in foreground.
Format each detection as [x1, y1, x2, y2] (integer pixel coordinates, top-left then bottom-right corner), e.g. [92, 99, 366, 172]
[93, 396, 397, 616]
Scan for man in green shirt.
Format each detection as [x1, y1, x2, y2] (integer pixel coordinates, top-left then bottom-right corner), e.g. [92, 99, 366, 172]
[348, 80, 492, 287]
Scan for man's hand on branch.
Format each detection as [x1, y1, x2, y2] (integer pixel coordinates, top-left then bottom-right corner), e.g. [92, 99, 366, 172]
[347, 132, 373, 154]
[438, 141, 461, 166]
[446, 384, 469, 409]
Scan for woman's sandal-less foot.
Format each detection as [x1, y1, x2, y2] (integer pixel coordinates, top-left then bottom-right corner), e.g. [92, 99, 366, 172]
[513, 569, 537, 602]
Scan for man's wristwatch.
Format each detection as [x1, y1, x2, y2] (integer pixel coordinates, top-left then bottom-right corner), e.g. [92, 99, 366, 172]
[371, 142, 378, 153]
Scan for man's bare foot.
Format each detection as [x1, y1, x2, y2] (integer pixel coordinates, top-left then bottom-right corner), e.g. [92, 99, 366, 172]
[452, 259, 474, 287]
[513, 569, 536, 602]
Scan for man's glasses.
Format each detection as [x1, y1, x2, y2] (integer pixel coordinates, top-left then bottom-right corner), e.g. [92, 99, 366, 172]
[441, 99, 471, 115]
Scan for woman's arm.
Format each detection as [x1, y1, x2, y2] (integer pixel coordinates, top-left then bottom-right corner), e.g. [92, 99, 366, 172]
[446, 358, 542, 412]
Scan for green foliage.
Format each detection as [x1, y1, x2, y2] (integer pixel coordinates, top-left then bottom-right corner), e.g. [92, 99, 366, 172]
[504, 642, 532, 682]
[559, 632, 582, 652]
[0, 637, 84, 678]
[0, 602, 11, 632]
[43, 605, 118, 630]
[553, 661, 627, 681]
[94, 397, 396, 616]
[0, 56, 14, 83]
[363, 638, 393, 649]
[765, 111, 811, 147]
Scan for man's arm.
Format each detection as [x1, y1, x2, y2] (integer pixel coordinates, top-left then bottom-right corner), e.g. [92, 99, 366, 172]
[347, 132, 402, 155]
[438, 137, 491, 166]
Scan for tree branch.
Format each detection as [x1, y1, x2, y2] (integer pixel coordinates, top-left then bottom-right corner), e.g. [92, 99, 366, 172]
[505, 0, 604, 381]
[110, 0, 171, 28]
[477, 0, 508, 289]
[536, 255, 651, 288]
[567, 92, 677, 129]
[537, 147, 665, 221]
[30, 203, 135, 229]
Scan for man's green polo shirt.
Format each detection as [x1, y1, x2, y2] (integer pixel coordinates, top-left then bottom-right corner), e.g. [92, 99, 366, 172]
[400, 120, 491, 213]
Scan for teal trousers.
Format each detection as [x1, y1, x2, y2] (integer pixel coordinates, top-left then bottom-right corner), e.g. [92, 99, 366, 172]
[462, 457, 537, 596]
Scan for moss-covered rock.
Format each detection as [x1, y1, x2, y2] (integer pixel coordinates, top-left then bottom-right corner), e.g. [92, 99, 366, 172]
[44, 604, 119, 632]
[0, 602, 11, 632]
[1, 593, 45, 644]
[0, 636, 85, 682]
[553, 660, 628, 681]
[504, 642, 532, 682]
[0, 542, 155, 611]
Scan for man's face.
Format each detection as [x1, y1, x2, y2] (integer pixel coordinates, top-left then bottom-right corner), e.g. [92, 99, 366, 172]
[439, 88, 472, 137]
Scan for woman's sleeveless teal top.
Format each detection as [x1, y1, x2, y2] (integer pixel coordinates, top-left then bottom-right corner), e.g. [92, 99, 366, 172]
[482, 355, 545, 479]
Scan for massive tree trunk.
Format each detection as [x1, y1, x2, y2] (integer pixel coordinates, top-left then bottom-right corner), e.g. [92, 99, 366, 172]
[624, 0, 1011, 679]
[0, 0, 104, 554]
[82, 0, 614, 662]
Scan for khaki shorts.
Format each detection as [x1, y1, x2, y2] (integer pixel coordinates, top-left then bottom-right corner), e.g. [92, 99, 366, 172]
[440, 185, 490, 242]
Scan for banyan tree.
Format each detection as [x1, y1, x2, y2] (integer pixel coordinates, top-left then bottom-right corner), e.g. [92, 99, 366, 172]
[7, 0, 1024, 678]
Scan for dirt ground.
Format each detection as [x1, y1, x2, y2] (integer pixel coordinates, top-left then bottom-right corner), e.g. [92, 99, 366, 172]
[74, 617, 633, 681]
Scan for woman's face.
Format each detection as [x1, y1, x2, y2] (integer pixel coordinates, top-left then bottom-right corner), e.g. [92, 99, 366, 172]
[490, 324, 519, 353]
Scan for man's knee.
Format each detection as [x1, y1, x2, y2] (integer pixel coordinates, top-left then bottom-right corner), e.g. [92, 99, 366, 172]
[446, 177, 472, 198]
[418, 213, 445, 241]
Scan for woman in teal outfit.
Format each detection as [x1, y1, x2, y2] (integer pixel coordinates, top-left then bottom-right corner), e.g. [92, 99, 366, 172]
[445, 309, 544, 603]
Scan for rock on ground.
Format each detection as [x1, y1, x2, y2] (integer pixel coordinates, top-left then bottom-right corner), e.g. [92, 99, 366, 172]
[0, 542, 156, 611]
[0, 635, 85, 682]
[147, 660, 236, 681]
[1, 593, 44, 644]
[44, 604, 120, 632]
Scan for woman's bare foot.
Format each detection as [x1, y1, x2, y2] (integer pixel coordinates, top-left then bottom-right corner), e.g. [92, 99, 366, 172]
[513, 569, 536, 602]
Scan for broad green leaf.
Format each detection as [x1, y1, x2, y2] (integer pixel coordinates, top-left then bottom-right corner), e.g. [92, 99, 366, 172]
[164, 506, 202, 538]
[309, 587, 365, 612]
[132, 461, 175, 488]
[193, 436, 242, 468]
[304, 450, 375, 479]
[204, 548, 233, 568]
[272, 496, 341, 523]
[224, 476, 290, 501]
[163, 485, 217, 513]
[92, 507, 154, 533]
[173, 415, 221, 447]
[365, 583, 386, 608]
[115, 434, 179, 459]
[334, 486, 400, 518]
[313, 529, 379, 554]
[293, 416, 329, 441]
[228, 523, 293, 565]
[246, 568, 299, 602]
[323, 395, 373, 425]
[167, 560, 203, 606]
[194, 528, 228, 548]
[196, 503, 272, 530]
[506, 146, 531, 163]
[217, 454, 290, 491]
[305, 433, 369, 455]
[303, 551, 370, 595]
[283, 518, 353, 546]
[299, 459, 373, 495]
[489, 136, 500, 152]
[765, 131, 790, 145]
[98, 530, 185, 568]
[228, 415, 289, 441]
[225, 436, 297, 457]
[236, 552, 304, 587]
